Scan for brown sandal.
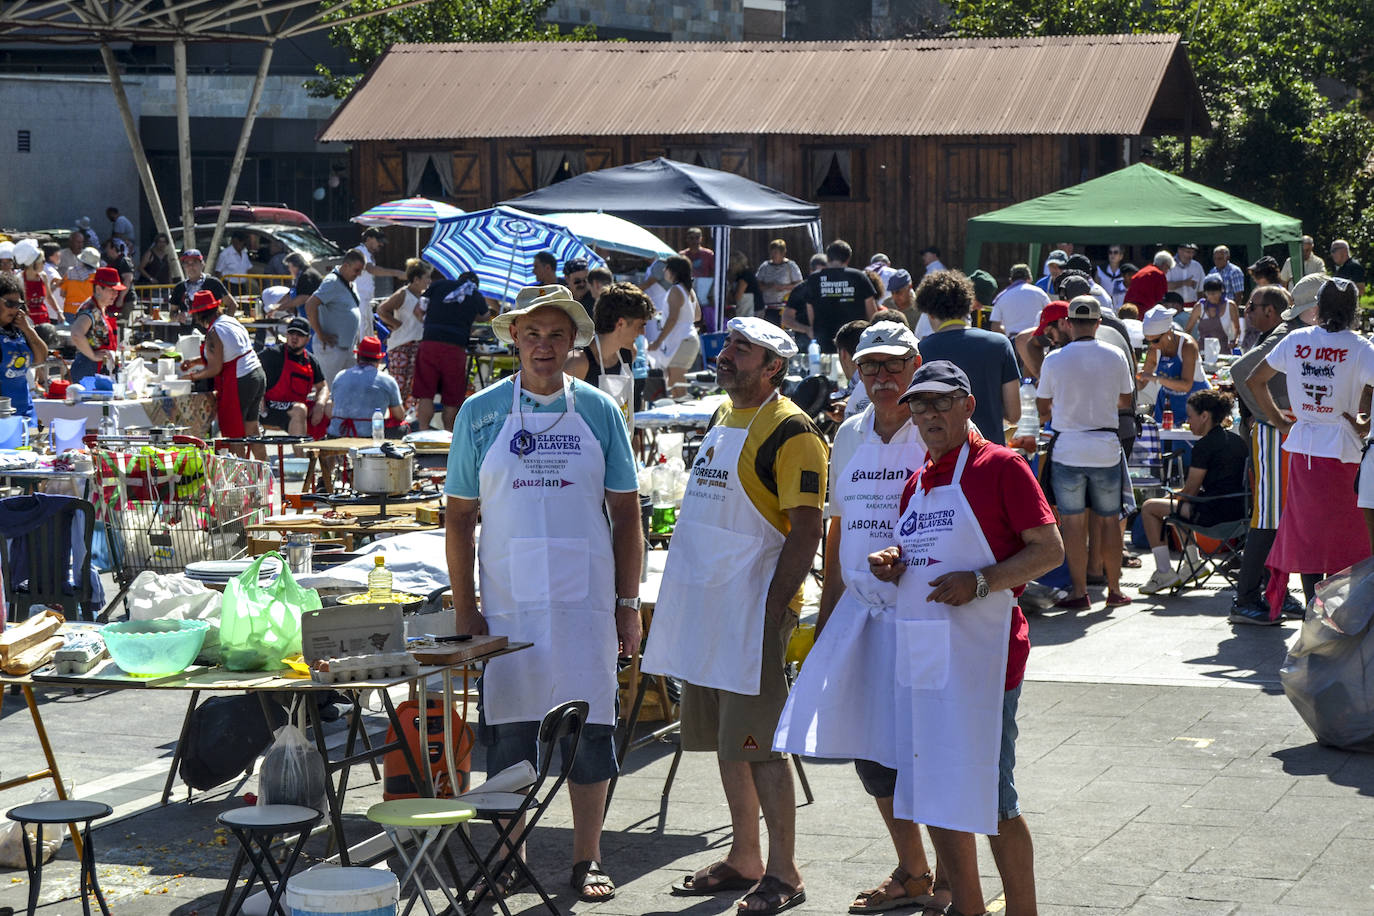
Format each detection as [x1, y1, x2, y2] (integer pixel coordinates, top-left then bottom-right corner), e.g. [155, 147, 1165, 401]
[849, 867, 935, 913]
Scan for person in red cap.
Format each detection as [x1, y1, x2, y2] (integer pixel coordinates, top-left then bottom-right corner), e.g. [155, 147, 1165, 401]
[325, 335, 404, 438]
[69, 265, 124, 381]
[180, 288, 266, 454]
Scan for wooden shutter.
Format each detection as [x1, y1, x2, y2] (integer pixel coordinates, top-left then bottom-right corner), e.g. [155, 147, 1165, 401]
[585, 147, 613, 172]
[502, 149, 535, 197]
[375, 152, 403, 198]
[720, 148, 752, 176]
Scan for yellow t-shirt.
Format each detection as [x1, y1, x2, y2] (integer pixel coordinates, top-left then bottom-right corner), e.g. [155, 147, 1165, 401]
[712, 395, 829, 611]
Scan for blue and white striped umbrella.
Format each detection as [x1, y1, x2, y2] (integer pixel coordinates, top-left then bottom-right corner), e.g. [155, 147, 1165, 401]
[423, 206, 605, 306]
[352, 197, 465, 228]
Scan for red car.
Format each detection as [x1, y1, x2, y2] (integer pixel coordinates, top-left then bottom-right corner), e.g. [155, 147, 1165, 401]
[192, 202, 318, 231]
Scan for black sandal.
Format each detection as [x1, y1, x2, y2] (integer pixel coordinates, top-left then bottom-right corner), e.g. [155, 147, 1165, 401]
[571, 859, 616, 901]
[473, 863, 526, 902]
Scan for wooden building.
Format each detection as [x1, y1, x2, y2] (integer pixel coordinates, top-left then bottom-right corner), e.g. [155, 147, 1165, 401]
[321, 35, 1207, 276]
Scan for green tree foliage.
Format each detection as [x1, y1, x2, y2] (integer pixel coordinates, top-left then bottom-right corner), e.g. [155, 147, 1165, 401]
[945, 0, 1374, 260]
[305, 0, 595, 99]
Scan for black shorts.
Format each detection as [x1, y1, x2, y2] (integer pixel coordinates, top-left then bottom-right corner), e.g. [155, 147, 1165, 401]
[260, 402, 297, 430]
[236, 367, 266, 425]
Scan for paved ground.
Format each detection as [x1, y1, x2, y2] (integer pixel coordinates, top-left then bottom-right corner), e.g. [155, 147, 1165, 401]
[2, 559, 1373, 915]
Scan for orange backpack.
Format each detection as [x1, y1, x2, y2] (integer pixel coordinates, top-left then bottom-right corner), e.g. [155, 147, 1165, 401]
[382, 697, 474, 799]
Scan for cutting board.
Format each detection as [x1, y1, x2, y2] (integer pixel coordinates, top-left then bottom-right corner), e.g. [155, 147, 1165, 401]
[410, 635, 508, 665]
[34, 659, 207, 687]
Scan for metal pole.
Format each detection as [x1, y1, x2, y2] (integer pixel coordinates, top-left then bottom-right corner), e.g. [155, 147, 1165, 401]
[206, 41, 274, 271]
[173, 37, 194, 272]
[98, 43, 181, 278]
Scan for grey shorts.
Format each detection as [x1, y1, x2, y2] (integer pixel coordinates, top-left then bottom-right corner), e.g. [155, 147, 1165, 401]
[476, 703, 618, 786]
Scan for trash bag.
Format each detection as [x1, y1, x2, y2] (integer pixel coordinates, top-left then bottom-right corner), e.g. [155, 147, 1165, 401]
[126, 570, 224, 663]
[1280, 555, 1374, 751]
[219, 552, 319, 671]
[257, 719, 327, 814]
[0, 783, 70, 868]
[179, 695, 287, 791]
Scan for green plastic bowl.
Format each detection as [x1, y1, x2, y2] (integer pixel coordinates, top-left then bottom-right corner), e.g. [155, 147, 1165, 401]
[102, 619, 209, 677]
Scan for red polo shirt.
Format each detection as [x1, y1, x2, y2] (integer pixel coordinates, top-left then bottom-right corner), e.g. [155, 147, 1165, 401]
[898, 430, 1056, 690]
[1123, 263, 1168, 310]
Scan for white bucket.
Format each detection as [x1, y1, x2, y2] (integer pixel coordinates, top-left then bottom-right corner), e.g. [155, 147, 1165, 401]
[285, 866, 398, 916]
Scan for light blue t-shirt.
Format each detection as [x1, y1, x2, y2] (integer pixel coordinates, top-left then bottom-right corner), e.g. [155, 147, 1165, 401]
[328, 365, 401, 436]
[314, 270, 361, 347]
[446, 376, 638, 499]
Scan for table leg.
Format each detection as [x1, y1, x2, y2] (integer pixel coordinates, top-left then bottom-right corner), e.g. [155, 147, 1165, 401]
[214, 846, 248, 916]
[21, 685, 84, 860]
[81, 822, 111, 916]
[263, 828, 311, 916]
[303, 698, 351, 867]
[441, 669, 458, 797]
[417, 677, 432, 797]
[21, 820, 41, 916]
[162, 689, 201, 806]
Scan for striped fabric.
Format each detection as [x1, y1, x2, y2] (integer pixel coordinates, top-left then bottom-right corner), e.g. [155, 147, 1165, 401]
[423, 206, 605, 307]
[1249, 422, 1287, 529]
[352, 197, 465, 228]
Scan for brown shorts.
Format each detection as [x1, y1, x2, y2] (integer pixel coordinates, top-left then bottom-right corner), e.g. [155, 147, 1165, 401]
[680, 611, 797, 762]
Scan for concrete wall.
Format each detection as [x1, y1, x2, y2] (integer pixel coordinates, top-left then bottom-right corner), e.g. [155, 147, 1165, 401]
[0, 74, 141, 235]
[544, 0, 744, 40]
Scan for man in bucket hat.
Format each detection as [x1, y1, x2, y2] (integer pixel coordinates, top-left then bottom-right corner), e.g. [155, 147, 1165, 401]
[446, 284, 642, 902]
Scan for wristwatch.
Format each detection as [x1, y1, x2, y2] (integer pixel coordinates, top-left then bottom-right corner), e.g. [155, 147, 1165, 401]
[616, 596, 641, 610]
[973, 570, 990, 600]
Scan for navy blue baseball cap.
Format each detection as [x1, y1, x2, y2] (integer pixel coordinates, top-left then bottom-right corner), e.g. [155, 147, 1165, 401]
[899, 360, 971, 402]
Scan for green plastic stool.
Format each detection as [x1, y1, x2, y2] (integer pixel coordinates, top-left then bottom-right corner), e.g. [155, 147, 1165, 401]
[367, 798, 507, 916]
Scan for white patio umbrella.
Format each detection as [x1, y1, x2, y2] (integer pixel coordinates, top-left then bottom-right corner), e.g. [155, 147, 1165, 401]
[541, 211, 675, 260]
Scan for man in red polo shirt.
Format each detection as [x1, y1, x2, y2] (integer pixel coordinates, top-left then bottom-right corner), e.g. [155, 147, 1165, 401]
[1123, 249, 1173, 312]
[869, 360, 1063, 916]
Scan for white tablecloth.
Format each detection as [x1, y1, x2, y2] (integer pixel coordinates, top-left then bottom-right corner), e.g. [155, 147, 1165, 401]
[634, 395, 728, 430]
[34, 398, 156, 432]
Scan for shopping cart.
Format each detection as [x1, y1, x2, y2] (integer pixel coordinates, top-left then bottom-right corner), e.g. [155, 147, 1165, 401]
[91, 440, 273, 594]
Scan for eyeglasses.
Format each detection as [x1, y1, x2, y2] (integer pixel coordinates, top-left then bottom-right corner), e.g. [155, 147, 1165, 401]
[857, 355, 914, 376]
[0, 296, 22, 308]
[1143, 335, 1165, 346]
[907, 393, 966, 414]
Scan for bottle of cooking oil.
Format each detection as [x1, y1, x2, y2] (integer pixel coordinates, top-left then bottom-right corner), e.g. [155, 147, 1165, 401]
[367, 555, 392, 602]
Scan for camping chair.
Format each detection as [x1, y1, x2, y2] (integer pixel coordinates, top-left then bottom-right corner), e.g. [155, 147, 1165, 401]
[1166, 490, 1252, 596]
[0, 494, 96, 621]
[456, 700, 587, 916]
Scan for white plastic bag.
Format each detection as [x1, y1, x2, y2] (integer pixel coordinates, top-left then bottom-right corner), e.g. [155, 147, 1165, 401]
[257, 716, 327, 814]
[126, 570, 223, 662]
[0, 783, 69, 868]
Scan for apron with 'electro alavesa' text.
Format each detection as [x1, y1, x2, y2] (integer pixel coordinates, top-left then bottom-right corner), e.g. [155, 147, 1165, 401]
[892, 443, 1014, 835]
[477, 373, 619, 726]
[642, 391, 783, 695]
[774, 409, 925, 765]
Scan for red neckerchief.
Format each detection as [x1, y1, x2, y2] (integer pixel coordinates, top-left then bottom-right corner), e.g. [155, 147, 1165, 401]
[917, 428, 987, 494]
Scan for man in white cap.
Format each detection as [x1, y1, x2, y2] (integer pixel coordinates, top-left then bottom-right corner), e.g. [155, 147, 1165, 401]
[445, 284, 642, 902]
[644, 316, 827, 914]
[773, 322, 941, 914]
[1227, 279, 1321, 623]
[1037, 296, 1135, 610]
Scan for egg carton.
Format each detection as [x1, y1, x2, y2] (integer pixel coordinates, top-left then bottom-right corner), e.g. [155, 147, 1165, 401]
[53, 637, 107, 675]
[310, 651, 418, 684]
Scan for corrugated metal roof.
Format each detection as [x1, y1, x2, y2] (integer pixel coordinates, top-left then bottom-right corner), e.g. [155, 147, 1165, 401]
[320, 35, 1200, 142]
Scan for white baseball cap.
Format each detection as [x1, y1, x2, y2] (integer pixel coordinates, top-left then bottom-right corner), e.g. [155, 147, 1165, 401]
[726, 317, 798, 358]
[855, 323, 918, 358]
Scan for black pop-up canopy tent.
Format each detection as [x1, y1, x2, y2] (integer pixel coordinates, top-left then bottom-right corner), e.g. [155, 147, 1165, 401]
[963, 163, 1306, 278]
[503, 157, 824, 326]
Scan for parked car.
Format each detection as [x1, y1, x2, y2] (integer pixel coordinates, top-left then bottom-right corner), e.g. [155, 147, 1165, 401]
[192, 202, 319, 231]
[170, 222, 345, 273]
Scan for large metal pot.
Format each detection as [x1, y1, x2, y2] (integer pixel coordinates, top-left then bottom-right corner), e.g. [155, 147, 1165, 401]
[350, 442, 414, 495]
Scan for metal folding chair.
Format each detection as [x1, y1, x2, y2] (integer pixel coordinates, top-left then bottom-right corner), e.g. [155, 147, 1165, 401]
[458, 701, 587, 916]
[1166, 491, 1252, 595]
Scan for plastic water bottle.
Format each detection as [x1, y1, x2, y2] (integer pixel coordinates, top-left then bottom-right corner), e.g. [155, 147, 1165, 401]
[632, 335, 649, 380]
[371, 408, 384, 443]
[367, 555, 392, 602]
[98, 405, 117, 439]
[651, 456, 676, 534]
[807, 338, 822, 376]
[1013, 380, 1039, 451]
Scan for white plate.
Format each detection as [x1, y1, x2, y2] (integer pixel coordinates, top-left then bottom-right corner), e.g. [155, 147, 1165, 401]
[260, 512, 327, 523]
[185, 558, 280, 578]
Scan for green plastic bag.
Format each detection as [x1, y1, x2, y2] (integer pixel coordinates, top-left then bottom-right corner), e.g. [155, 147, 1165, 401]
[219, 552, 320, 671]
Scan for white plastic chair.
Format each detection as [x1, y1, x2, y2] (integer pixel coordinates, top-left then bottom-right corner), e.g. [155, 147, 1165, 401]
[51, 417, 86, 454]
[0, 416, 28, 450]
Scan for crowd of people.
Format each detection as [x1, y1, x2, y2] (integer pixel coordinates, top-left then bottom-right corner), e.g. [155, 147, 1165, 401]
[432, 230, 1372, 916]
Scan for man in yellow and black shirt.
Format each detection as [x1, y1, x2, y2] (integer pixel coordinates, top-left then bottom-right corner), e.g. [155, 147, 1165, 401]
[643, 317, 826, 912]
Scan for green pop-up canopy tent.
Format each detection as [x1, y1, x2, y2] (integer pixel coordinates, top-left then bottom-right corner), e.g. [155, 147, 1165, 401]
[964, 163, 1305, 278]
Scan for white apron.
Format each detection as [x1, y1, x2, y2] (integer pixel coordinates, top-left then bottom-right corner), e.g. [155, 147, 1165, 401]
[774, 410, 925, 766]
[892, 443, 1014, 835]
[642, 392, 783, 695]
[477, 373, 619, 726]
[593, 337, 634, 428]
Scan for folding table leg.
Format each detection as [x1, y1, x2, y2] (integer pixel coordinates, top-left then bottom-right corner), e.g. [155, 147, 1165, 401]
[162, 689, 201, 805]
[380, 690, 429, 799]
[19, 685, 85, 859]
[792, 755, 815, 805]
[304, 697, 351, 866]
